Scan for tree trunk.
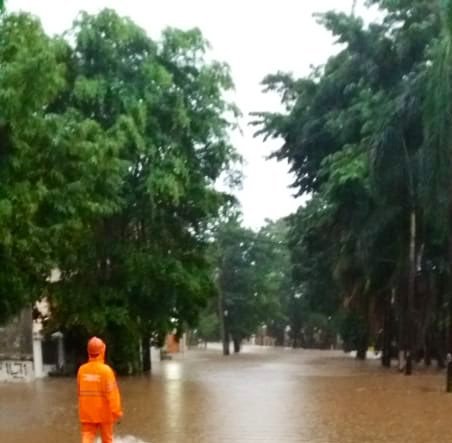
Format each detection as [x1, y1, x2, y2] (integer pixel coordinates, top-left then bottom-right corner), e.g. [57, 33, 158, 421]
[356, 344, 367, 360]
[356, 291, 371, 361]
[436, 310, 446, 369]
[405, 209, 416, 376]
[222, 322, 230, 356]
[432, 272, 446, 369]
[423, 269, 436, 367]
[437, 328, 446, 370]
[142, 335, 151, 372]
[424, 330, 432, 367]
[396, 284, 406, 372]
[217, 286, 230, 356]
[397, 293, 406, 372]
[223, 324, 230, 356]
[447, 216, 452, 391]
[275, 329, 285, 347]
[233, 337, 241, 353]
[292, 329, 302, 349]
[382, 291, 393, 368]
[356, 331, 368, 360]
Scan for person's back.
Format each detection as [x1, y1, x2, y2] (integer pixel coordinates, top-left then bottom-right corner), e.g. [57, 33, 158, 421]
[77, 337, 123, 443]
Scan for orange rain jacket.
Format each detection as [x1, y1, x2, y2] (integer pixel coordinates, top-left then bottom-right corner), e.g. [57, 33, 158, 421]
[77, 349, 123, 424]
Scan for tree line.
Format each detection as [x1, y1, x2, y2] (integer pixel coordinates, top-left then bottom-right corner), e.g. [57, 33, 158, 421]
[6, 1, 452, 379]
[254, 0, 452, 379]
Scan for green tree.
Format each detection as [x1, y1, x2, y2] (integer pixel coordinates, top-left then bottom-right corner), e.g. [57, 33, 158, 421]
[43, 10, 239, 372]
[255, 0, 447, 371]
[214, 217, 293, 353]
[254, 220, 292, 346]
[0, 13, 122, 325]
[215, 219, 259, 353]
[0, 9, 239, 373]
[423, 0, 452, 387]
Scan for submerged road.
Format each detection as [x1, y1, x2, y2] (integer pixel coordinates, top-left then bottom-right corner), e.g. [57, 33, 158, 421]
[1, 346, 451, 442]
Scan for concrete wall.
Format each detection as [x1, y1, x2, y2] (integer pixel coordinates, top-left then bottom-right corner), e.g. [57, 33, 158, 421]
[0, 360, 33, 382]
[0, 308, 34, 382]
[0, 303, 63, 381]
[0, 308, 33, 360]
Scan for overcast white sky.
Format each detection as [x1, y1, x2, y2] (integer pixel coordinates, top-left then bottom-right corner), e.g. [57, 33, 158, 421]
[9, 0, 373, 229]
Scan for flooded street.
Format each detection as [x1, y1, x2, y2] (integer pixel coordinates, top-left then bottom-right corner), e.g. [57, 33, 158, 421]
[1, 347, 452, 442]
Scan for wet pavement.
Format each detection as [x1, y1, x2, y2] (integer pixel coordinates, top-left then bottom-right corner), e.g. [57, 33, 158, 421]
[1, 346, 452, 442]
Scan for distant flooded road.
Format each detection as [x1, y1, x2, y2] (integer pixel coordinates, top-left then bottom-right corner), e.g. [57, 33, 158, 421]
[1, 346, 452, 442]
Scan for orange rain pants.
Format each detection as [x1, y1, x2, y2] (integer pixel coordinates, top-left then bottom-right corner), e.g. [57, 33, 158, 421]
[81, 422, 113, 443]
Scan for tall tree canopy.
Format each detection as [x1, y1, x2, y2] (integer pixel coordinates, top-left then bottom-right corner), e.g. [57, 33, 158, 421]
[255, 0, 452, 371]
[0, 9, 239, 371]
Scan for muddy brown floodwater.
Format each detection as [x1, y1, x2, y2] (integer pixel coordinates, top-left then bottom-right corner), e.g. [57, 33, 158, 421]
[1, 346, 452, 442]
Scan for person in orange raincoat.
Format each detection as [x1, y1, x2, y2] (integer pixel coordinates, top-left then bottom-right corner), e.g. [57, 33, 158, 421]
[77, 337, 123, 443]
